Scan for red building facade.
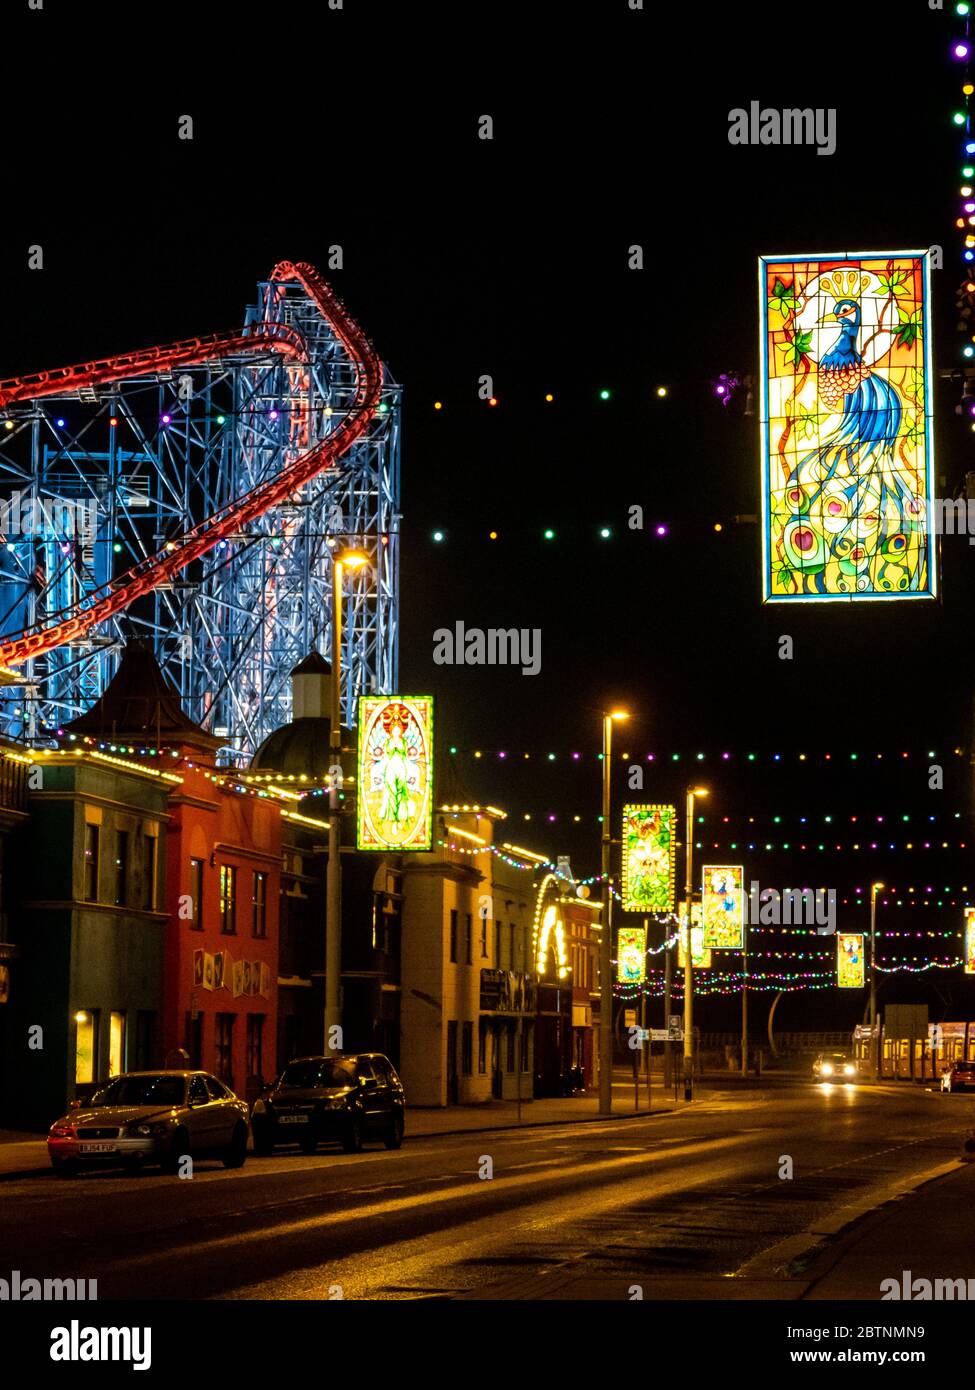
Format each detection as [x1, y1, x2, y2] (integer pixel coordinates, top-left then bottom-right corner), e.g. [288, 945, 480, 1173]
[162, 758, 281, 1102]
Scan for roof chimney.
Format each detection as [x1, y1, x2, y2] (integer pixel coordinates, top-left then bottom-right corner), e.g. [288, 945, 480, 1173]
[290, 651, 331, 720]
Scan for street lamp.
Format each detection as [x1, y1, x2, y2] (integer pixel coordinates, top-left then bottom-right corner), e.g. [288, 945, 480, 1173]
[325, 547, 371, 1053]
[870, 881, 884, 1077]
[599, 708, 628, 1117]
[682, 786, 708, 1101]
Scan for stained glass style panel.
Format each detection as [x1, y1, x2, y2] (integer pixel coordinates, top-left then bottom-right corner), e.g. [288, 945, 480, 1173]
[617, 926, 647, 984]
[760, 252, 935, 602]
[702, 865, 745, 949]
[356, 696, 434, 850]
[837, 932, 865, 988]
[621, 805, 676, 913]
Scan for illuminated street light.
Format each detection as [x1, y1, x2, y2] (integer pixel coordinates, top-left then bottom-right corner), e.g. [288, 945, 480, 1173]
[683, 786, 708, 1100]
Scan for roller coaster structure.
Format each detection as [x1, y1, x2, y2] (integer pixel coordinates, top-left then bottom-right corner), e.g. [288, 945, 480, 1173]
[0, 262, 400, 761]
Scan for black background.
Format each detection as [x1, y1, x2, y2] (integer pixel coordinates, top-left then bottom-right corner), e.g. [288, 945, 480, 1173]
[3, 0, 973, 1028]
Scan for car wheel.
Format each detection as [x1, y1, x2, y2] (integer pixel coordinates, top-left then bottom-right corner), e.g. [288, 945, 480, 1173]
[252, 1125, 275, 1158]
[222, 1122, 248, 1169]
[51, 1158, 77, 1178]
[161, 1126, 190, 1175]
[342, 1115, 363, 1153]
[384, 1114, 404, 1150]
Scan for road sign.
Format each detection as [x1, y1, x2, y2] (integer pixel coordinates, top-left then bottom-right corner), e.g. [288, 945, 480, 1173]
[649, 1028, 670, 1041]
[624, 1009, 637, 1027]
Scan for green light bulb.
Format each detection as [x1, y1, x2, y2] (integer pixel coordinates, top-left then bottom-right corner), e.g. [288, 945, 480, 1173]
[954, 112, 967, 126]
[216, 415, 226, 425]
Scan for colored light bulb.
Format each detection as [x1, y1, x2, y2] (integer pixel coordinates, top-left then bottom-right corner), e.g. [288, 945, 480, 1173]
[955, 42, 970, 58]
[954, 112, 967, 125]
[432, 530, 444, 542]
[599, 389, 611, 400]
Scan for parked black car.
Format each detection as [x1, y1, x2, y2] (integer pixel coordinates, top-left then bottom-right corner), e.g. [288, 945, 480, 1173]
[251, 1053, 405, 1155]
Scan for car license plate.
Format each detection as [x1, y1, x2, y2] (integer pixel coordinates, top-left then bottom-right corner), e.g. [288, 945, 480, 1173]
[278, 1115, 308, 1124]
[79, 1142, 117, 1153]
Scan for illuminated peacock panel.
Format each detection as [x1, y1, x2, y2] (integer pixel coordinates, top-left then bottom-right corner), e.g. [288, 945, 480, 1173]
[759, 251, 935, 602]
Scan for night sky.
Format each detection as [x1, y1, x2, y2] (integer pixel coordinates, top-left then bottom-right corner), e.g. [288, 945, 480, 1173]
[4, 0, 972, 1025]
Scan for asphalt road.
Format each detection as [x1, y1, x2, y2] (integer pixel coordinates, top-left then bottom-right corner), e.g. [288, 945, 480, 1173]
[0, 1079, 969, 1300]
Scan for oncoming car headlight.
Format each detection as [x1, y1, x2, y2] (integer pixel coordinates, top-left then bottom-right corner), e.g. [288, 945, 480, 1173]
[252, 1099, 266, 1115]
[844, 1064, 855, 1076]
[49, 1124, 73, 1139]
[821, 1063, 834, 1076]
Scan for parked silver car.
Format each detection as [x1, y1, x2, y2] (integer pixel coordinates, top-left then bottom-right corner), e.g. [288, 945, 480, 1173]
[47, 1070, 250, 1176]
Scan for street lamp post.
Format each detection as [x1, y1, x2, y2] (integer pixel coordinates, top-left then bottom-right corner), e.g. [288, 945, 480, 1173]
[325, 547, 370, 1054]
[598, 709, 628, 1117]
[870, 881, 884, 1078]
[682, 786, 708, 1101]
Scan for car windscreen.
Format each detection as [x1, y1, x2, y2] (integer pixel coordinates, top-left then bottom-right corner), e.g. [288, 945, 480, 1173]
[91, 1076, 186, 1107]
[280, 1060, 356, 1089]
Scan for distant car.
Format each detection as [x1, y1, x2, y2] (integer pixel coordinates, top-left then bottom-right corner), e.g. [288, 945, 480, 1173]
[251, 1053, 405, 1155]
[941, 1061, 975, 1093]
[812, 1052, 856, 1083]
[47, 1070, 250, 1176]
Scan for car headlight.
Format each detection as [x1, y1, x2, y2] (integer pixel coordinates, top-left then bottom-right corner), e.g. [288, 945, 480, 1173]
[49, 1124, 73, 1138]
[844, 1064, 854, 1076]
[326, 1098, 347, 1109]
[822, 1064, 833, 1075]
[129, 1121, 172, 1137]
[252, 1099, 266, 1115]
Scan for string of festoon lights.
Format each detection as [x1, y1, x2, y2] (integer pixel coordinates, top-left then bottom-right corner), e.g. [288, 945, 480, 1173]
[447, 745, 966, 764]
[951, 0, 975, 365]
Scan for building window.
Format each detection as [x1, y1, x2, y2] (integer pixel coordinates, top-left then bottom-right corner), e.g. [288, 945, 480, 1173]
[449, 908, 458, 963]
[247, 1014, 265, 1081]
[216, 1013, 235, 1082]
[495, 919, 501, 968]
[220, 865, 237, 934]
[505, 1022, 516, 1072]
[143, 832, 157, 911]
[109, 1011, 126, 1077]
[521, 1022, 531, 1072]
[509, 922, 517, 970]
[83, 823, 99, 902]
[114, 830, 129, 907]
[75, 1010, 98, 1084]
[480, 914, 488, 958]
[465, 913, 473, 965]
[252, 871, 268, 938]
[461, 1021, 473, 1076]
[189, 858, 204, 930]
[478, 1019, 488, 1074]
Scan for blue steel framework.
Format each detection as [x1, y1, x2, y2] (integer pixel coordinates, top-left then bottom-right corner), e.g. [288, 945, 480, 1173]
[0, 271, 400, 759]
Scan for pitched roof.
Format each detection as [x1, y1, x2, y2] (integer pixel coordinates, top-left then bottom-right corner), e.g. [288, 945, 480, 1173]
[64, 641, 221, 750]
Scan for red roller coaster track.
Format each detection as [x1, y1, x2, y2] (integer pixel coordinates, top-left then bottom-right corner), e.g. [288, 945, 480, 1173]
[0, 261, 383, 669]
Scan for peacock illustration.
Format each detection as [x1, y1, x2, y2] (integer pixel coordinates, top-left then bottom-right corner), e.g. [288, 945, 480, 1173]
[777, 268, 926, 597]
